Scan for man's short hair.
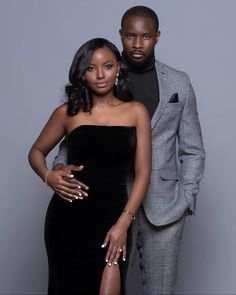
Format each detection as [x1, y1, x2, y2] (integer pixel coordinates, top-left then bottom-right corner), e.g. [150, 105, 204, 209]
[121, 6, 159, 32]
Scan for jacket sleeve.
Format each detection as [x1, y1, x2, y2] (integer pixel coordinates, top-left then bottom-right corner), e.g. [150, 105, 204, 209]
[52, 139, 68, 168]
[177, 75, 205, 213]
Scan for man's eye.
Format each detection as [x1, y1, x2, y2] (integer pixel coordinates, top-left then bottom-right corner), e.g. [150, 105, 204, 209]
[127, 34, 134, 39]
[143, 35, 151, 40]
[105, 64, 113, 70]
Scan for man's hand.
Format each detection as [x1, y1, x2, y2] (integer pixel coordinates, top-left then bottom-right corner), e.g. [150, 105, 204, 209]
[47, 164, 89, 202]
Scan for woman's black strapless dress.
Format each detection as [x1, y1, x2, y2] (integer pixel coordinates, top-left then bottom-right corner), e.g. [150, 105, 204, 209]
[44, 125, 136, 294]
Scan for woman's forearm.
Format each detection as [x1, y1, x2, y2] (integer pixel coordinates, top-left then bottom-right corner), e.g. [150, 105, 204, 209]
[28, 146, 49, 182]
[117, 168, 150, 227]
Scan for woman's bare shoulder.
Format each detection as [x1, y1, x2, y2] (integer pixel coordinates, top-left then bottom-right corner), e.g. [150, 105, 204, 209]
[128, 101, 149, 116]
[51, 103, 68, 117]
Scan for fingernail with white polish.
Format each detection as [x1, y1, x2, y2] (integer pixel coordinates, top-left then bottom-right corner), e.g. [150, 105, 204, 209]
[101, 244, 105, 248]
[78, 185, 81, 189]
[114, 261, 117, 265]
[105, 258, 108, 262]
[108, 262, 112, 267]
[122, 257, 126, 261]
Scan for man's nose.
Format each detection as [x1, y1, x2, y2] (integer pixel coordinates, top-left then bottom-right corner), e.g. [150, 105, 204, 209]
[133, 37, 143, 49]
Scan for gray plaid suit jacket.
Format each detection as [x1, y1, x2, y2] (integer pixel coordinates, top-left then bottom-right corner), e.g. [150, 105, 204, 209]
[53, 60, 205, 227]
[144, 60, 205, 226]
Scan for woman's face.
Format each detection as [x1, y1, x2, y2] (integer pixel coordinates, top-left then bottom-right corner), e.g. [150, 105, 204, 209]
[84, 46, 120, 96]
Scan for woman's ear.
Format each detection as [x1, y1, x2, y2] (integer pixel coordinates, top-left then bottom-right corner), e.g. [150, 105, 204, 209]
[117, 62, 121, 74]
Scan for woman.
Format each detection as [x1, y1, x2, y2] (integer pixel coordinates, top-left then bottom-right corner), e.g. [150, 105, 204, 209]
[28, 38, 151, 295]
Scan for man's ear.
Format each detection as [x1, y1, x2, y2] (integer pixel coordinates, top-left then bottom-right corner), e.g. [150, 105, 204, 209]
[119, 29, 123, 38]
[155, 30, 161, 44]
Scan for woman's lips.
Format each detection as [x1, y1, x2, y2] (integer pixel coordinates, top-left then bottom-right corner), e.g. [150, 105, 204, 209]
[95, 82, 107, 88]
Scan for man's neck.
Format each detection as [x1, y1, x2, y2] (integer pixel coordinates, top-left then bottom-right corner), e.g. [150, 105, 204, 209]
[122, 51, 156, 73]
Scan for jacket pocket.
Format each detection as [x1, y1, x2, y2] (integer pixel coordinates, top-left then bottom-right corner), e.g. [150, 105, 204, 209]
[160, 168, 179, 180]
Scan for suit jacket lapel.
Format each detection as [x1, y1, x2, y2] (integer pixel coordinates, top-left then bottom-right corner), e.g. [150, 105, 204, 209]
[151, 60, 171, 130]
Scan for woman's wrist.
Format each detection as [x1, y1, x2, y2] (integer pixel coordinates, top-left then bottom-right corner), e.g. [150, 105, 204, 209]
[52, 164, 65, 171]
[44, 170, 52, 186]
[117, 212, 133, 229]
[122, 209, 136, 221]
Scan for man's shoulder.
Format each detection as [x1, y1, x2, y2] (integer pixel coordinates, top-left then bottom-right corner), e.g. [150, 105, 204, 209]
[155, 59, 189, 80]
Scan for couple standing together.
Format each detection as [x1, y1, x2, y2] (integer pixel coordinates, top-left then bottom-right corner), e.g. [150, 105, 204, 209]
[29, 5, 205, 295]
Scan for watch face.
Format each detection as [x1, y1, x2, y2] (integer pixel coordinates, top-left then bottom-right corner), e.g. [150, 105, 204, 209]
[131, 214, 135, 221]
[123, 209, 135, 221]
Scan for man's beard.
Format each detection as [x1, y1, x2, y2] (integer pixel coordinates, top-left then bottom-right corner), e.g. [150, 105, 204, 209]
[122, 50, 155, 70]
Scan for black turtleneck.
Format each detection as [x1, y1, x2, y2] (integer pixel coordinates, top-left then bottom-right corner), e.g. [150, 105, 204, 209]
[122, 51, 159, 119]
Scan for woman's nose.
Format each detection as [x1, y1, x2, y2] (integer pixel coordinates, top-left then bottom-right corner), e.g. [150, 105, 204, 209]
[96, 68, 105, 79]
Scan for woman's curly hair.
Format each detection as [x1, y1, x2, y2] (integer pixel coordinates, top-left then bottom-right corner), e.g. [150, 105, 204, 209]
[65, 38, 134, 116]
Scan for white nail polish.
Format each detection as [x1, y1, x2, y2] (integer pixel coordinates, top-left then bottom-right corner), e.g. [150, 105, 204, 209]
[105, 258, 108, 262]
[75, 196, 79, 200]
[101, 244, 105, 248]
[108, 262, 112, 267]
[78, 185, 81, 189]
[114, 261, 117, 265]
[123, 257, 126, 261]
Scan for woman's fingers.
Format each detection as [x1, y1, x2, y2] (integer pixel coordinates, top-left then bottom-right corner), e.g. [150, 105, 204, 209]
[57, 192, 74, 203]
[56, 182, 86, 198]
[101, 233, 110, 251]
[106, 245, 126, 266]
[102, 226, 127, 265]
[113, 248, 123, 265]
[57, 178, 89, 197]
[52, 176, 89, 200]
[62, 176, 89, 193]
[105, 242, 126, 266]
[47, 166, 89, 202]
[51, 165, 89, 197]
[107, 243, 118, 265]
[122, 244, 127, 262]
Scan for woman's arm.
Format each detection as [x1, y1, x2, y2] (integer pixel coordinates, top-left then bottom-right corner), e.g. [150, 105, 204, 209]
[28, 105, 73, 197]
[121, 102, 152, 218]
[102, 103, 152, 264]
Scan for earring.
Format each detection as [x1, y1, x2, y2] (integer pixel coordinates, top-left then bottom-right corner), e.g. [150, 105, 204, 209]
[115, 73, 119, 86]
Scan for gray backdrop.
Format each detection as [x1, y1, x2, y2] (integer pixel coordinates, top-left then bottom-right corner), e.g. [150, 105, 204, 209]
[1, 0, 235, 294]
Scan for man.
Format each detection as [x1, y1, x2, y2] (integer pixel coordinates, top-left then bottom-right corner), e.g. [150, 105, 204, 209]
[50, 6, 205, 295]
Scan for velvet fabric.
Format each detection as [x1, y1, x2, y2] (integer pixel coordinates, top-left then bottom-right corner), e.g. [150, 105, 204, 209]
[44, 125, 136, 294]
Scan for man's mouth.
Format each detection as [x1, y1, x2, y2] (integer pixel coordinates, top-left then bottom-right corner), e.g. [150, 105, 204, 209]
[131, 51, 145, 59]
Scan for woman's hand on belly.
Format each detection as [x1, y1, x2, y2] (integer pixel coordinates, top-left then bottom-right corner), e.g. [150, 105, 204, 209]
[48, 165, 89, 202]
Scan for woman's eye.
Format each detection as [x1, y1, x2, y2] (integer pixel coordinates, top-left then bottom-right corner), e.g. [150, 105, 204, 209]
[87, 66, 95, 72]
[105, 64, 113, 70]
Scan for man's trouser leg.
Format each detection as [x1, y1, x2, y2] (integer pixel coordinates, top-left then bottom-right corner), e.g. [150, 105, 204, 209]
[136, 207, 186, 295]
